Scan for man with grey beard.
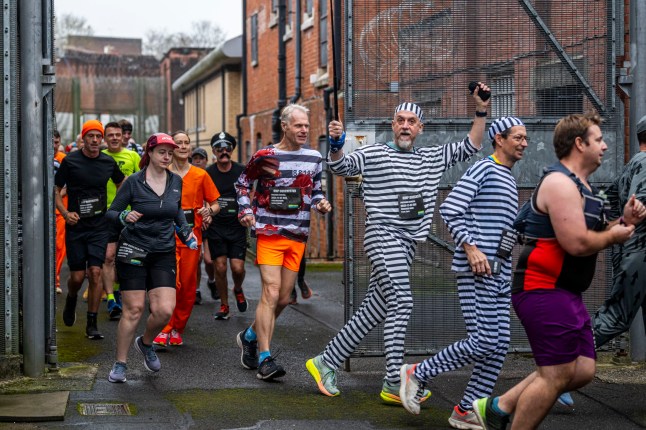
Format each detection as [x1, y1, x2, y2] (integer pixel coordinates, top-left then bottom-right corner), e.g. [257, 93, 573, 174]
[307, 85, 491, 405]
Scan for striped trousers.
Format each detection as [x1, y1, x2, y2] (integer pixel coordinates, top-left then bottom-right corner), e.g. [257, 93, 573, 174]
[415, 273, 511, 411]
[323, 225, 417, 383]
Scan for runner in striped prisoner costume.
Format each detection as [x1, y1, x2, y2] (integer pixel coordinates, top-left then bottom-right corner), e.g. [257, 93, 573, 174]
[399, 117, 527, 428]
[306, 84, 491, 405]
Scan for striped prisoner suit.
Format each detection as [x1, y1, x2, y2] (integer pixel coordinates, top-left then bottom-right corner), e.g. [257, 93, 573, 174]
[415, 156, 518, 411]
[323, 138, 479, 383]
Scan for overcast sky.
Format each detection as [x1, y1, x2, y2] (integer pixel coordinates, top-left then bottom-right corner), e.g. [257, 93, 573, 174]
[55, 0, 243, 41]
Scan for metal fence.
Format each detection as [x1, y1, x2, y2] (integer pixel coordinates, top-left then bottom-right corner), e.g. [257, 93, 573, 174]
[343, 0, 623, 356]
[54, 54, 164, 146]
[344, 182, 613, 355]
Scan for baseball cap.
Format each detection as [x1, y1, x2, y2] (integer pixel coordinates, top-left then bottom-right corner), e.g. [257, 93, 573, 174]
[146, 133, 179, 150]
[191, 147, 208, 158]
[210, 131, 237, 150]
[81, 120, 104, 138]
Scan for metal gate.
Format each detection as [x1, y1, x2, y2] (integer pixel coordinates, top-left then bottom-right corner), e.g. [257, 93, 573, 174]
[343, 0, 622, 355]
[344, 182, 613, 354]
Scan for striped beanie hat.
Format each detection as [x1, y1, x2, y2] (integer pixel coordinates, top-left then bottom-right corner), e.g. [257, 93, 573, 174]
[394, 102, 424, 122]
[488, 116, 525, 141]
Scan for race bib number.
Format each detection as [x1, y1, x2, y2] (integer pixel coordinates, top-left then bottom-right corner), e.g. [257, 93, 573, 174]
[183, 209, 195, 227]
[269, 187, 302, 211]
[78, 196, 104, 218]
[116, 239, 148, 266]
[495, 229, 517, 259]
[398, 193, 425, 219]
[218, 197, 239, 215]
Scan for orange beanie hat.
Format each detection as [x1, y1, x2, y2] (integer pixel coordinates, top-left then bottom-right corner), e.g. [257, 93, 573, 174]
[81, 120, 104, 138]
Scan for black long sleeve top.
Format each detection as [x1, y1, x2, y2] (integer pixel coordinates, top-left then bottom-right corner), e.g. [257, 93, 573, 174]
[107, 167, 191, 253]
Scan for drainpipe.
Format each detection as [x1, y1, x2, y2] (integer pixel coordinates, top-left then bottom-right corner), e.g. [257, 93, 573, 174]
[236, 0, 248, 163]
[323, 87, 335, 260]
[289, 0, 302, 105]
[272, 0, 288, 143]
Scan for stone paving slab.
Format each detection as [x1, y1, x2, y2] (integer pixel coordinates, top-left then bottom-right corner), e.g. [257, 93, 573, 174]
[0, 392, 69, 422]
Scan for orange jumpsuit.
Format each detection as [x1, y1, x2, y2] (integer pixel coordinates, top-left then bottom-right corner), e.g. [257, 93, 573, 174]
[54, 151, 68, 290]
[163, 166, 219, 334]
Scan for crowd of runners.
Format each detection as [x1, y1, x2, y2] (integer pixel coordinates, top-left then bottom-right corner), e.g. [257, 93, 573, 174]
[53, 90, 646, 429]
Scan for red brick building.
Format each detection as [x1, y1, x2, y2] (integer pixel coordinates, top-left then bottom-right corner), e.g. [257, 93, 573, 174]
[239, 0, 345, 260]
[160, 48, 212, 134]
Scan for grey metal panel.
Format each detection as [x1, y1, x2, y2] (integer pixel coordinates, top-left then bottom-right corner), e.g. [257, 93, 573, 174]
[1, 0, 19, 357]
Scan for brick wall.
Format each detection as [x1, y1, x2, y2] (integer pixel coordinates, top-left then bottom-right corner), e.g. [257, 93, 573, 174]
[241, 0, 345, 259]
[160, 48, 211, 133]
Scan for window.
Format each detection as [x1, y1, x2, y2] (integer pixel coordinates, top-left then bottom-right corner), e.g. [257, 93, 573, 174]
[491, 75, 514, 117]
[302, 0, 315, 30]
[251, 13, 258, 66]
[284, 0, 293, 40]
[269, 0, 279, 27]
[319, 0, 328, 68]
[536, 85, 583, 116]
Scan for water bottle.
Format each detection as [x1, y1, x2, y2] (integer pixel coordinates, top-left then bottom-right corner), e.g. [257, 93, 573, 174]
[186, 236, 198, 250]
[175, 225, 198, 250]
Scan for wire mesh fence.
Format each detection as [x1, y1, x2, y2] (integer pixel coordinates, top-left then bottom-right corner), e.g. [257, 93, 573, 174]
[344, 182, 613, 355]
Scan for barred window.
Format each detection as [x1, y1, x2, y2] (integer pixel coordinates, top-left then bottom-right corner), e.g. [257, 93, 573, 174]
[491, 75, 515, 117]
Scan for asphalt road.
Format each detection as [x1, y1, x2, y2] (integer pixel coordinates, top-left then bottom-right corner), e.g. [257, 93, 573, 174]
[4, 260, 646, 429]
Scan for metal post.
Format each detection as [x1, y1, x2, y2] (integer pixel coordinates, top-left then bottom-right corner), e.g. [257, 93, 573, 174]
[629, 0, 646, 361]
[20, 0, 47, 377]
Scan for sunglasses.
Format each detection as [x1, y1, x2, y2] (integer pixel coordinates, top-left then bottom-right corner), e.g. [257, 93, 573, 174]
[215, 146, 233, 153]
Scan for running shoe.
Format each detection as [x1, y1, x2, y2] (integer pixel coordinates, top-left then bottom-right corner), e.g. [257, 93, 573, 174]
[399, 364, 426, 415]
[236, 329, 258, 369]
[234, 288, 248, 312]
[194, 290, 202, 305]
[153, 332, 169, 347]
[207, 279, 219, 300]
[256, 356, 286, 380]
[556, 392, 574, 408]
[169, 329, 183, 346]
[85, 322, 104, 340]
[134, 336, 161, 372]
[55, 287, 62, 294]
[108, 361, 127, 383]
[107, 299, 122, 320]
[306, 354, 339, 396]
[114, 289, 122, 307]
[214, 304, 230, 320]
[62, 294, 77, 327]
[298, 280, 313, 299]
[472, 397, 510, 430]
[448, 405, 482, 429]
[380, 379, 431, 406]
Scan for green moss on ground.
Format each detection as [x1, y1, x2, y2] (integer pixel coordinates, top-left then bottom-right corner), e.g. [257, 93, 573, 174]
[167, 388, 446, 428]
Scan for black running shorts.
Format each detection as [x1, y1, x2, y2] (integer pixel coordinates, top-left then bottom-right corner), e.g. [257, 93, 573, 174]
[207, 227, 248, 260]
[65, 225, 110, 272]
[117, 251, 177, 291]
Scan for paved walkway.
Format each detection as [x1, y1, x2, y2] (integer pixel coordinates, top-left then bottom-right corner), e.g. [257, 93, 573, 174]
[1, 261, 645, 429]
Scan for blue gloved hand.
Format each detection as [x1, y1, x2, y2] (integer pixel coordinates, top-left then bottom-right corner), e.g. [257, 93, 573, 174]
[329, 132, 346, 153]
